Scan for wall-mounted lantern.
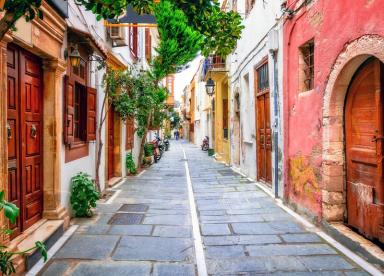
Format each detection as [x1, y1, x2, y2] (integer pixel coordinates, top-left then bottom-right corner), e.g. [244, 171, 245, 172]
[69, 45, 81, 68]
[205, 77, 215, 97]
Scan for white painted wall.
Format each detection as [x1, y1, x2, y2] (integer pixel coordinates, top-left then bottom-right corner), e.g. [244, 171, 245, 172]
[228, 0, 284, 196]
[61, 1, 109, 213]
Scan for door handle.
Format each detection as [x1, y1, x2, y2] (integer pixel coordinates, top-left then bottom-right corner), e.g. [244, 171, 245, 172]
[372, 136, 384, 142]
[6, 123, 11, 140]
[30, 125, 37, 139]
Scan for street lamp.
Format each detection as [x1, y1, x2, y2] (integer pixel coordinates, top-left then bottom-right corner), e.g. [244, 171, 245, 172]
[205, 77, 215, 97]
[69, 45, 81, 68]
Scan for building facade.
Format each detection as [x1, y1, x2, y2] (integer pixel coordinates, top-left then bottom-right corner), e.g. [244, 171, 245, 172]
[0, 0, 157, 272]
[283, 0, 384, 243]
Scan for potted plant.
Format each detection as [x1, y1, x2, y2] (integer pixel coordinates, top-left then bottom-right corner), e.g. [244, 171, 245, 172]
[126, 153, 137, 175]
[144, 143, 154, 165]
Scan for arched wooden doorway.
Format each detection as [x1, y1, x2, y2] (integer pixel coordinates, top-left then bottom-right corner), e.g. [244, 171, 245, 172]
[345, 57, 384, 243]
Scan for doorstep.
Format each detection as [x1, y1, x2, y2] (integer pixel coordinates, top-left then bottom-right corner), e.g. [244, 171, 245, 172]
[322, 222, 384, 271]
[108, 176, 122, 187]
[10, 219, 65, 272]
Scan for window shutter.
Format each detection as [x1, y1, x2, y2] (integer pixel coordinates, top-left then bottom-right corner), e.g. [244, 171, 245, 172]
[87, 86, 97, 141]
[145, 28, 151, 62]
[64, 75, 75, 145]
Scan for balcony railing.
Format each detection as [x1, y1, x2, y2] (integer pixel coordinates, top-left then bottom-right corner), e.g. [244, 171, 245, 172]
[203, 55, 226, 79]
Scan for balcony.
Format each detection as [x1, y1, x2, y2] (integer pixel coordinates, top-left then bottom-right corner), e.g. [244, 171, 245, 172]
[203, 55, 227, 81]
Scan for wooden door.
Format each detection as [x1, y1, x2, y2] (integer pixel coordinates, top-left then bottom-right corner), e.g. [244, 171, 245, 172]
[7, 45, 43, 236]
[345, 58, 384, 243]
[255, 62, 272, 186]
[108, 109, 115, 180]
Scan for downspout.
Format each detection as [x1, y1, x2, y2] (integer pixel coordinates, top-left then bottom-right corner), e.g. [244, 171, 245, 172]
[272, 50, 279, 198]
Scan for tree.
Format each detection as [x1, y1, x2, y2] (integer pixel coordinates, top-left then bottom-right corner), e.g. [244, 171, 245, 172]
[0, 0, 243, 57]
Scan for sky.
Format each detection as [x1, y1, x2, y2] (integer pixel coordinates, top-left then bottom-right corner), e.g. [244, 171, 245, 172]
[174, 56, 203, 104]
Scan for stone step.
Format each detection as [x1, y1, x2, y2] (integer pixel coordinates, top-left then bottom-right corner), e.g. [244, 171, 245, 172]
[17, 220, 64, 270]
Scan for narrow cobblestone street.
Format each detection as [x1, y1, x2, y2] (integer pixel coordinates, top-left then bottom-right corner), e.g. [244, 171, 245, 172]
[40, 141, 370, 276]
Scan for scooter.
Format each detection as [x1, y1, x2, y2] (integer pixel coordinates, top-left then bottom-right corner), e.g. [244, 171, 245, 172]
[201, 136, 209, 151]
[151, 138, 162, 163]
[164, 138, 170, 151]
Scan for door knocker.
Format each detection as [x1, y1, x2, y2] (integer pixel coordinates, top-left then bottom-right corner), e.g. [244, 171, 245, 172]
[6, 123, 11, 140]
[30, 125, 37, 139]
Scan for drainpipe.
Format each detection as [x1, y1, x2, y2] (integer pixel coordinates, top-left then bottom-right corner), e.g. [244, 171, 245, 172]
[271, 50, 279, 198]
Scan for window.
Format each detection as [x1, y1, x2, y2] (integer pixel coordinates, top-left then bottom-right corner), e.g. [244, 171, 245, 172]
[129, 26, 138, 58]
[223, 99, 229, 140]
[256, 62, 269, 93]
[299, 40, 314, 91]
[73, 83, 87, 141]
[64, 43, 97, 162]
[245, 0, 255, 15]
[125, 118, 135, 150]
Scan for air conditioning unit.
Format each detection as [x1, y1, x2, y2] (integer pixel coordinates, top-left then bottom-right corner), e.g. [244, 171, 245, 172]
[109, 26, 128, 46]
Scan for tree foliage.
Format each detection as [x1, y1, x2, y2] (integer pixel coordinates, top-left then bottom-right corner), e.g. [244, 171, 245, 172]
[0, 0, 243, 57]
[152, 0, 203, 79]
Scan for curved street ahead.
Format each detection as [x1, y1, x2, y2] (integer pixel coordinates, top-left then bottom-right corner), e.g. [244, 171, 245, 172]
[40, 141, 371, 276]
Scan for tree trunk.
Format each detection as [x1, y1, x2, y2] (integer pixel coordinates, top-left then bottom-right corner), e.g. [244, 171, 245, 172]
[0, 11, 18, 41]
[138, 112, 152, 169]
[95, 93, 110, 193]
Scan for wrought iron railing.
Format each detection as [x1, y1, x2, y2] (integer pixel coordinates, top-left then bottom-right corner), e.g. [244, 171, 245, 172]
[203, 55, 226, 79]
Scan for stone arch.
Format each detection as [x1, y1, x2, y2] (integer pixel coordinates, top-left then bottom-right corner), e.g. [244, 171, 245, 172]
[322, 35, 384, 221]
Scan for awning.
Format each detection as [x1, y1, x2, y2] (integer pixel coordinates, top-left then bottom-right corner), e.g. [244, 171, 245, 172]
[67, 26, 108, 58]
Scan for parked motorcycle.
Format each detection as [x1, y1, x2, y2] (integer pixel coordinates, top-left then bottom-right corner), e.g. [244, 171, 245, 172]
[151, 138, 162, 163]
[156, 134, 165, 155]
[201, 136, 209, 151]
[164, 138, 170, 151]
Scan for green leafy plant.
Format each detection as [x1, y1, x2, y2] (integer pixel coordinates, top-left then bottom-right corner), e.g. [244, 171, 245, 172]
[144, 143, 154, 157]
[0, 191, 47, 275]
[125, 153, 137, 175]
[70, 173, 100, 217]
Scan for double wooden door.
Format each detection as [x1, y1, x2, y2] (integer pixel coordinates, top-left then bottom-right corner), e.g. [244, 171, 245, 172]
[7, 45, 43, 237]
[256, 92, 272, 185]
[345, 58, 384, 243]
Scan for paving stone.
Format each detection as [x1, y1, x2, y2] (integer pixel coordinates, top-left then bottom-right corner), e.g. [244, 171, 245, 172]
[153, 263, 195, 276]
[200, 214, 264, 223]
[204, 235, 282, 245]
[206, 245, 245, 258]
[231, 222, 304, 235]
[153, 226, 191, 237]
[201, 224, 231, 235]
[78, 224, 110, 235]
[281, 233, 322, 243]
[71, 262, 151, 276]
[247, 244, 337, 256]
[112, 236, 193, 261]
[143, 214, 190, 225]
[54, 235, 119, 260]
[299, 255, 355, 270]
[108, 225, 153, 235]
[41, 261, 70, 275]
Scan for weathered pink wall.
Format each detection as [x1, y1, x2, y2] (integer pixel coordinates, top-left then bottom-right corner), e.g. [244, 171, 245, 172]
[283, 0, 384, 219]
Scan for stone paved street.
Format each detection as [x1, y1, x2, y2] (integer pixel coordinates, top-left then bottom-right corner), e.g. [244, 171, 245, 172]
[40, 141, 370, 276]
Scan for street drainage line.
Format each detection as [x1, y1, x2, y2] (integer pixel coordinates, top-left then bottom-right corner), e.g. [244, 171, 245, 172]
[182, 148, 208, 276]
[27, 225, 79, 276]
[105, 189, 122, 204]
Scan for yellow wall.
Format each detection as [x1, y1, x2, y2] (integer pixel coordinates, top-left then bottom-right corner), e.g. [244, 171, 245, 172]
[212, 73, 230, 164]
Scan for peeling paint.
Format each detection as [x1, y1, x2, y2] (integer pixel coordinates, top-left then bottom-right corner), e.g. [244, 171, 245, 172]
[289, 154, 322, 216]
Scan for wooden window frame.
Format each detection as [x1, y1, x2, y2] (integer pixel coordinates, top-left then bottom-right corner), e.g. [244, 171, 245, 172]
[145, 28, 152, 63]
[129, 25, 138, 59]
[255, 59, 270, 95]
[65, 45, 97, 163]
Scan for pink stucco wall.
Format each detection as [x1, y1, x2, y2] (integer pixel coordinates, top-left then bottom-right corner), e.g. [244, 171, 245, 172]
[283, 0, 384, 219]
